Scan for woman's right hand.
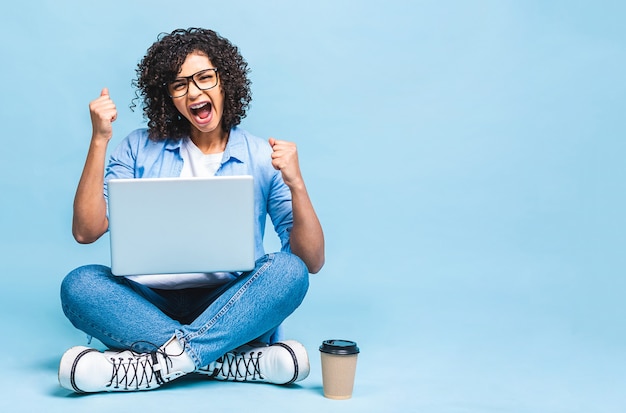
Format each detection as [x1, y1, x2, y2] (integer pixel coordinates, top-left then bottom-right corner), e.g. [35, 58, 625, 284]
[72, 88, 116, 243]
[89, 88, 117, 141]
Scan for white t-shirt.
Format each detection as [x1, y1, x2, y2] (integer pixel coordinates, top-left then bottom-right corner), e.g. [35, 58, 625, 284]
[180, 137, 223, 177]
[126, 137, 237, 289]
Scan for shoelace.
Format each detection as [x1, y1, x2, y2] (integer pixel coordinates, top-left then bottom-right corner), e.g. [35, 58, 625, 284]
[107, 348, 173, 390]
[212, 350, 263, 381]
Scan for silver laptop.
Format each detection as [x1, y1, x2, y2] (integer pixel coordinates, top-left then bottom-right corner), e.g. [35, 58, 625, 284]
[107, 176, 255, 276]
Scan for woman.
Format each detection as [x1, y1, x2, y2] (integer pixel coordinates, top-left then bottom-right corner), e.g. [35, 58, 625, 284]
[58, 28, 324, 393]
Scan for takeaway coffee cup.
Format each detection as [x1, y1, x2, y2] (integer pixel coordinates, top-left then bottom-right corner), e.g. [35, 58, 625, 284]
[319, 339, 360, 399]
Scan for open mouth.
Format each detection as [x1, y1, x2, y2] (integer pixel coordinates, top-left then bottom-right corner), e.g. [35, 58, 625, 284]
[190, 102, 212, 120]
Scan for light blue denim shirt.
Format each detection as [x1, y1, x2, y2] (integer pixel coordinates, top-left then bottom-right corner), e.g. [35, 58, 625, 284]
[103, 126, 293, 260]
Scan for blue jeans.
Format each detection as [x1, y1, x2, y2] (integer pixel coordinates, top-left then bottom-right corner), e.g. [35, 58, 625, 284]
[60, 252, 309, 369]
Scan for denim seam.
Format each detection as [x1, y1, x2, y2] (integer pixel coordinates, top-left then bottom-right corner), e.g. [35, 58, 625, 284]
[62, 303, 135, 350]
[182, 253, 274, 365]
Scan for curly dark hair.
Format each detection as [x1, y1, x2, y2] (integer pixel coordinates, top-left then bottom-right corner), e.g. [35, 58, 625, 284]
[132, 28, 252, 140]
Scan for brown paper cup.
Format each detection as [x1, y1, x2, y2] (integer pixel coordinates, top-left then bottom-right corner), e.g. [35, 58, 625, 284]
[319, 340, 359, 400]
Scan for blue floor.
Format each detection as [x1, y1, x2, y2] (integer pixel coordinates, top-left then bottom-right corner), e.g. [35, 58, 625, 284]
[1, 1, 625, 412]
[2, 235, 625, 412]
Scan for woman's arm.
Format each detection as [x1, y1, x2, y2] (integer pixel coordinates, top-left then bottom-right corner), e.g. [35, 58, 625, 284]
[269, 138, 325, 273]
[72, 88, 117, 244]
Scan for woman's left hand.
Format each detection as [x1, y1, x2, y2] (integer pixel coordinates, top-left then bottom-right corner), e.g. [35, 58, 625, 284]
[268, 137, 325, 273]
[269, 138, 304, 189]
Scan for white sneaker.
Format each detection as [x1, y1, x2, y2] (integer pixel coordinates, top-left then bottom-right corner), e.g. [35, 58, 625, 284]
[197, 340, 310, 385]
[58, 336, 195, 393]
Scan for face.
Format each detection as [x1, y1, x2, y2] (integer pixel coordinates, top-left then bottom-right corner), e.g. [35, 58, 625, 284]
[170, 52, 225, 138]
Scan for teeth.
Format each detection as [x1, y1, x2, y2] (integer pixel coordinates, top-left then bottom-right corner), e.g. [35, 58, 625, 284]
[190, 102, 209, 110]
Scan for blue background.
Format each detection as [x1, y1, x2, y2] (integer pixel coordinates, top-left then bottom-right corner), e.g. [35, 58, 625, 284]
[0, 0, 624, 412]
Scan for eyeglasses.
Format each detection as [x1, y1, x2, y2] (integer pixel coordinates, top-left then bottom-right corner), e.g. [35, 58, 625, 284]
[165, 68, 219, 98]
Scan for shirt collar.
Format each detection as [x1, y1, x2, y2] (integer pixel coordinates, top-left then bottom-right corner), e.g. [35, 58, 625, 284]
[163, 127, 245, 164]
[164, 139, 182, 151]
